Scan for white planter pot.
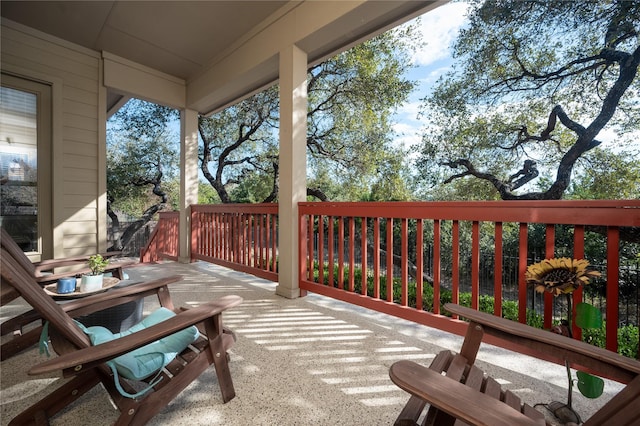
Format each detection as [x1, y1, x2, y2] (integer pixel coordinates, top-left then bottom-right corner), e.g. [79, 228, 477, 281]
[80, 274, 104, 293]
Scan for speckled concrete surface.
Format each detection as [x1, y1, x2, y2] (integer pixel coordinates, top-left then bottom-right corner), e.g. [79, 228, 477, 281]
[1, 261, 624, 425]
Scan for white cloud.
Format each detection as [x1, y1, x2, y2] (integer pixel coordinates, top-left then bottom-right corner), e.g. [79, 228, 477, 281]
[408, 2, 470, 67]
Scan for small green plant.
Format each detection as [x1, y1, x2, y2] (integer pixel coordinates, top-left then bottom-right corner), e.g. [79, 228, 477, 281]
[87, 254, 109, 275]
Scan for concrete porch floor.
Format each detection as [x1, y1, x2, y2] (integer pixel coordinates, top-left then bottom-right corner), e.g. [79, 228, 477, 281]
[1, 261, 624, 425]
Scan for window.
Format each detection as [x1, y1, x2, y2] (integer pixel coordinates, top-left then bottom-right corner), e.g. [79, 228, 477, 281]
[0, 74, 52, 255]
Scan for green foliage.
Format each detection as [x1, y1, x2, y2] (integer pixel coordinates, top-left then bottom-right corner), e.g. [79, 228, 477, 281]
[198, 182, 221, 204]
[417, 0, 640, 201]
[576, 370, 604, 399]
[575, 302, 603, 330]
[87, 254, 109, 276]
[107, 99, 179, 218]
[566, 149, 640, 200]
[581, 322, 638, 359]
[618, 324, 640, 359]
[200, 25, 422, 203]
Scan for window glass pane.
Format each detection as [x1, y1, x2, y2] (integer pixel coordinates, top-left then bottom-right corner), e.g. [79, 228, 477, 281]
[0, 86, 38, 252]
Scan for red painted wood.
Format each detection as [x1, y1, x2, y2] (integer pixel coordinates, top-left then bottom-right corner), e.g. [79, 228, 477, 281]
[544, 225, 555, 330]
[518, 223, 528, 323]
[433, 219, 441, 315]
[373, 217, 380, 299]
[386, 218, 394, 303]
[573, 225, 585, 339]
[494, 222, 503, 317]
[185, 200, 639, 355]
[271, 215, 277, 271]
[188, 204, 279, 281]
[471, 221, 480, 310]
[338, 217, 345, 290]
[452, 220, 460, 311]
[348, 217, 355, 292]
[329, 217, 335, 287]
[416, 219, 424, 311]
[401, 218, 408, 307]
[308, 215, 314, 281]
[607, 227, 620, 352]
[298, 200, 640, 226]
[361, 218, 367, 296]
[299, 212, 307, 289]
[318, 215, 325, 285]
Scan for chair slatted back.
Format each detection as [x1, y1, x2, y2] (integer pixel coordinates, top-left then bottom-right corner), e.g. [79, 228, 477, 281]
[1, 228, 37, 275]
[0, 246, 90, 349]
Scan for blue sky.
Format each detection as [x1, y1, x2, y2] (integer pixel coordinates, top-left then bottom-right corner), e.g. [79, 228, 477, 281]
[391, 2, 639, 157]
[392, 2, 470, 151]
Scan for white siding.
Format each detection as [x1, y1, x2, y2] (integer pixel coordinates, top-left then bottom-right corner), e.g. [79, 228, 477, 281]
[1, 20, 104, 258]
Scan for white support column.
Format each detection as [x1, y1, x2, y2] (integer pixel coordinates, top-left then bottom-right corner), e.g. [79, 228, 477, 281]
[277, 44, 308, 299]
[179, 108, 199, 263]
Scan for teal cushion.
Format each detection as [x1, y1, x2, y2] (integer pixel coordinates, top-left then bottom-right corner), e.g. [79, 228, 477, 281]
[79, 307, 199, 381]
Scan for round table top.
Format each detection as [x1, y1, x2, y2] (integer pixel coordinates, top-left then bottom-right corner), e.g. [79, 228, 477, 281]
[44, 277, 120, 299]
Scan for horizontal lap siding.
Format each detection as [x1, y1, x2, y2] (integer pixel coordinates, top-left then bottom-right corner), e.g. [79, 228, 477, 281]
[1, 23, 102, 256]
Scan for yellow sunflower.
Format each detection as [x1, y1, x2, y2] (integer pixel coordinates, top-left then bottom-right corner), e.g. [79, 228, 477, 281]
[525, 257, 601, 296]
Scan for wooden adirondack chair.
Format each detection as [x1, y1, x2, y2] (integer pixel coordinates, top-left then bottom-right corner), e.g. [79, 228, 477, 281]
[389, 303, 640, 426]
[1, 228, 132, 285]
[1, 243, 243, 425]
[1, 228, 135, 360]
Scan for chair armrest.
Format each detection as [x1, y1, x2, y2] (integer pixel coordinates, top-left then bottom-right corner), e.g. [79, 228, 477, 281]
[33, 258, 135, 284]
[33, 252, 123, 272]
[445, 303, 640, 384]
[29, 295, 243, 376]
[33, 251, 122, 271]
[389, 360, 544, 426]
[1, 276, 180, 335]
[61, 275, 181, 316]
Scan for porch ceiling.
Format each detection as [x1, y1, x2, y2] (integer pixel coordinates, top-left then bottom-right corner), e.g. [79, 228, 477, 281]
[1, 1, 437, 114]
[0, 1, 288, 80]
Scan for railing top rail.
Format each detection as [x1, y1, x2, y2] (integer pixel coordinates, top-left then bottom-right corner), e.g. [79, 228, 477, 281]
[192, 203, 278, 214]
[158, 211, 180, 218]
[298, 200, 640, 226]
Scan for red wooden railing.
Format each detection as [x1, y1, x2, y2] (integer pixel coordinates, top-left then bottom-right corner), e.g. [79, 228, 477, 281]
[142, 201, 639, 359]
[140, 211, 180, 262]
[190, 204, 279, 282]
[298, 200, 640, 356]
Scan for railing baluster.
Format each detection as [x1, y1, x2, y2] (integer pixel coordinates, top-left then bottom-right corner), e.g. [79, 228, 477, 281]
[452, 220, 460, 308]
[319, 215, 325, 285]
[471, 221, 480, 310]
[416, 219, 424, 311]
[494, 222, 503, 317]
[573, 225, 585, 339]
[607, 226, 620, 352]
[361, 217, 368, 296]
[308, 215, 314, 281]
[433, 219, 441, 315]
[373, 217, 380, 299]
[338, 217, 345, 290]
[329, 216, 335, 288]
[348, 217, 355, 292]
[386, 218, 394, 303]
[518, 222, 528, 323]
[401, 218, 408, 307]
[544, 224, 555, 330]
